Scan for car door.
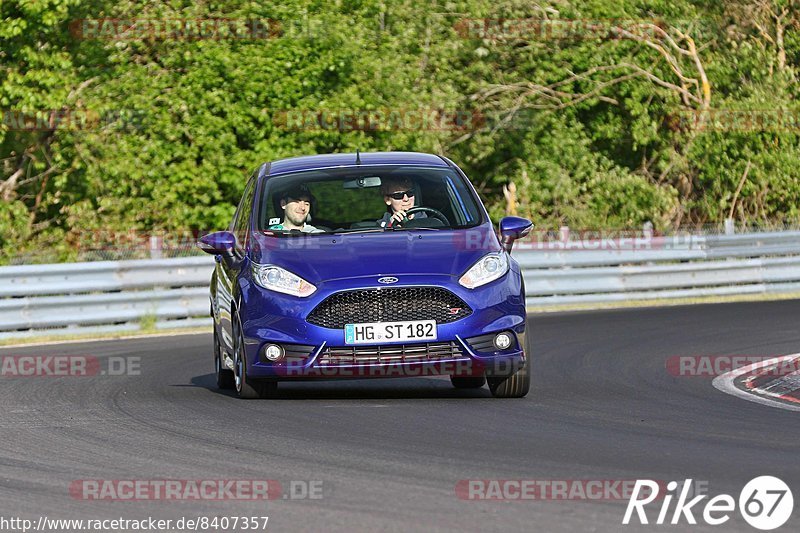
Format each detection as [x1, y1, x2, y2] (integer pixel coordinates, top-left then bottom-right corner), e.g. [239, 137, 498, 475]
[217, 174, 256, 357]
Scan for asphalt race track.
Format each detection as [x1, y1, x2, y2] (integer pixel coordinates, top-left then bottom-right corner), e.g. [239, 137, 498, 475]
[1, 300, 799, 532]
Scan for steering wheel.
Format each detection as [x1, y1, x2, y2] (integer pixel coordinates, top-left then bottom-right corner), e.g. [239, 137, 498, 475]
[388, 207, 450, 228]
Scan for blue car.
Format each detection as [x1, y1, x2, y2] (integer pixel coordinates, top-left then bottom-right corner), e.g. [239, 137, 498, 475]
[198, 152, 533, 398]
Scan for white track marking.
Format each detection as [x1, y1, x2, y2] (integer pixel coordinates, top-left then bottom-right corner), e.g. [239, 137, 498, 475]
[712, 354, 800, 412]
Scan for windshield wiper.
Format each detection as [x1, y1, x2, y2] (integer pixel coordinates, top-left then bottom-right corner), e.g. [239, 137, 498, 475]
[333, 228, 384, 234]
[386, 226, 442, 231]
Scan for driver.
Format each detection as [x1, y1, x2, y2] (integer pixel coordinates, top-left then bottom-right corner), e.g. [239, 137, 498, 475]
[269, 185, 324, 233]
[378, 178, 427, 228]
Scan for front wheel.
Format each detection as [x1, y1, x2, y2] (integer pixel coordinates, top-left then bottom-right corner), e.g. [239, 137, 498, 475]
[214, 329, 235, 390]
[487, 330, 531, 398]
[234, 323, 277, 399]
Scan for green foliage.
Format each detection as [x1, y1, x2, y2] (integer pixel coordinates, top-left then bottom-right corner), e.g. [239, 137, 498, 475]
[1, 0, 799, 263]
[139, 311, 157, 331]
[0, 200, 30, 262]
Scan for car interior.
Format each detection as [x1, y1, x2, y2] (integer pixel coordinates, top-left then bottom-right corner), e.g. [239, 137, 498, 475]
[260, 168, 481, 233]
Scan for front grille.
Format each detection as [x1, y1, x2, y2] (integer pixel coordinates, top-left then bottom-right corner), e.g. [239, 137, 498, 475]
[318, 341, 468, 365]
[307, 287, 472, 329]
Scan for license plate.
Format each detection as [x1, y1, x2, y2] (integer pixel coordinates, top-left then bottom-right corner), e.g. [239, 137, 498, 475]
[344, 320, 437, 345]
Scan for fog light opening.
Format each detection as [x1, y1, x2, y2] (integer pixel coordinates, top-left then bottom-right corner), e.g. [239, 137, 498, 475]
[493, 332, 512, 350]
[263, 344, 284, 362]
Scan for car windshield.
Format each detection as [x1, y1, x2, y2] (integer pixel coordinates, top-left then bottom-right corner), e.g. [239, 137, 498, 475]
[256, 165, 485, 236]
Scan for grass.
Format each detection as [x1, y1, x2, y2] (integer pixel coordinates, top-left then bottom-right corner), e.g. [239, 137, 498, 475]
[139, 312, 158, 332]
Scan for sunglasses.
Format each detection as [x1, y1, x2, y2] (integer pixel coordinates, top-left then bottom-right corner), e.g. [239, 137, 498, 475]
[388, 189, 415, 200]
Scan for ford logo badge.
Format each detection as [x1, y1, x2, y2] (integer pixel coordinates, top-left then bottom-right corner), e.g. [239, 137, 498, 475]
[378, 276, 398, 284]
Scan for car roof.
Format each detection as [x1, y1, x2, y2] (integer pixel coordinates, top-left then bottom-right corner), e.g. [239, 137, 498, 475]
[265, 152, 450, 177]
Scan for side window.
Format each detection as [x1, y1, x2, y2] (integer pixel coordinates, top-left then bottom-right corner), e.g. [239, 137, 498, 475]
[233, 176, 256, 246]
[229, 176, 248, 231]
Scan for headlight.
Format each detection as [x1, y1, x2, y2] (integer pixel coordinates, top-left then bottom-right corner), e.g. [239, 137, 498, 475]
[459, 252, 509, 289]
[252, 263, 316, 297]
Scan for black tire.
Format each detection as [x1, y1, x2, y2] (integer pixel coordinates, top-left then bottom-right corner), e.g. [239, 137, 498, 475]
[450, 375, 486, 389]
[234, 322, 277, 399]
[487, 329, 531, 398]
[214, 329, 235, 390]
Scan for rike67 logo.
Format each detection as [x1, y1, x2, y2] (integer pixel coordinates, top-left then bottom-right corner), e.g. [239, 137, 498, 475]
[623, 476, 793, 530]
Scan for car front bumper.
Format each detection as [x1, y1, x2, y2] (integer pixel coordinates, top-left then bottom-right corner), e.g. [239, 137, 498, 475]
[238, 271, 527, 380]
[245, 335, 526, 380]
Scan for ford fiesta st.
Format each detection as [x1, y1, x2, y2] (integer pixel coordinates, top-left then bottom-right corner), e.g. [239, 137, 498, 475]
[198, 152, 533, 398]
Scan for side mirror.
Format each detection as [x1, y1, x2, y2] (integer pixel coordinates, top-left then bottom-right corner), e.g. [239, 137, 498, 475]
[499, 216, 533, 253]
[197, 231, 238, 259]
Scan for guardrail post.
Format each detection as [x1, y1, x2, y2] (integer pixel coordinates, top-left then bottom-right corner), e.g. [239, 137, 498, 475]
[724, 218, 735, 235]
[559, 225, 570, 244]
[149, 235, 163, 259]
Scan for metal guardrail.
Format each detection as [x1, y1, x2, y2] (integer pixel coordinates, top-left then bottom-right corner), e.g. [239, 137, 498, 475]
[0, 257, 213, 297]
[0, 257, 216, 339]
[516, 230, 800, 306]
[1, 230, 799, 339]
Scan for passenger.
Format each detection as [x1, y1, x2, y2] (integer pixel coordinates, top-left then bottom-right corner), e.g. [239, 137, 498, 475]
[269, 185, 324, 233]
[378, 178, 427, 228]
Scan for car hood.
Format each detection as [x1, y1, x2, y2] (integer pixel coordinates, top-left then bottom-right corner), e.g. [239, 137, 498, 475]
[250, 226, 501, 284]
